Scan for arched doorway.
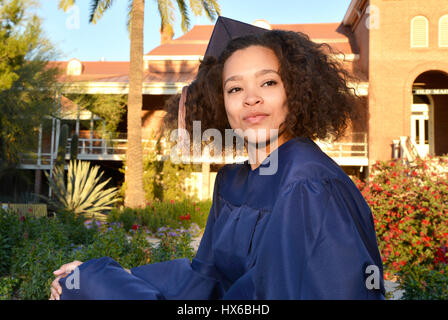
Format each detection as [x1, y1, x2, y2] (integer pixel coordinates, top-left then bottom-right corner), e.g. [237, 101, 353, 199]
[412, 70, 448, 157]
[411, 94, 432, 157]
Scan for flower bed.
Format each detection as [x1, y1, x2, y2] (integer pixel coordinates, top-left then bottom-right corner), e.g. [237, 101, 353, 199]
[353, 157, 448, 299]
[107, 198, 212, 235]
[0, 209, 197, 300]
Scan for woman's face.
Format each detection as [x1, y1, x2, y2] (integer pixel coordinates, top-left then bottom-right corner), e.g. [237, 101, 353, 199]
[222, 45, 289, 145]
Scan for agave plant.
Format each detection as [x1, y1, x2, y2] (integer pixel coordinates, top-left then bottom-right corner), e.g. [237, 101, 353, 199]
[44, 160, 119, 220]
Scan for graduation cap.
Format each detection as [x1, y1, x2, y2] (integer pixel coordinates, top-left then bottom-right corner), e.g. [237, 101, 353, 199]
[204, 16, 269, 59]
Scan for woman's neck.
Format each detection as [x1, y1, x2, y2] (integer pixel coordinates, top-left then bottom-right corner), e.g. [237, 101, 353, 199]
[247, 133, 292, 171]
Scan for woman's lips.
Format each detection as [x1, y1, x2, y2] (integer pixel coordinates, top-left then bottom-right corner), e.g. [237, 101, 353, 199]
[243, 113, 269, 124]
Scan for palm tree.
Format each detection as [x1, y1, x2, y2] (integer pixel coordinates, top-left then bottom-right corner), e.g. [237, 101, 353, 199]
[57, 0, 221, 208]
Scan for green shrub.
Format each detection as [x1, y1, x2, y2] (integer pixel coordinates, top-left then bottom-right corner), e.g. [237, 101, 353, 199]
[398, 264, 448, 299]
[108, 199, 212, 234]
[56, 211, 97, 246]
[74, 224, 152, 269]
[11, 241, 73, 300]
[353, 157, 448, 279]
[0, 276, 20, 300]
[107, 207, 139, 232]
[10, 222, 74, 300]
[43, 160, 120, 221]
[0, 207, 198, 299]
[151, 229, 196, 263]
[119, 148, 198, 203]
[0, 210, 25, 276]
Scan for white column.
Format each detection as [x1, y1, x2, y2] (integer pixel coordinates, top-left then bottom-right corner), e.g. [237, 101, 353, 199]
[49, 117, 56, 197]
[37, 123, 42, 166]
[102, 120, 107, 154]
[90, 113, 94, 153]
[76, 103, 80, 135]
[201, 162, 210, 200]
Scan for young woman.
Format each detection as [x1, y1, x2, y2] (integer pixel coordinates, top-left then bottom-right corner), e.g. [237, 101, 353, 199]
[50, 17, 385, 300]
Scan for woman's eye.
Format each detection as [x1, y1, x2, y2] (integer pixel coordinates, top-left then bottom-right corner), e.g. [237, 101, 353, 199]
[227, 87, 241, 94]
[263, 80, 277, 87]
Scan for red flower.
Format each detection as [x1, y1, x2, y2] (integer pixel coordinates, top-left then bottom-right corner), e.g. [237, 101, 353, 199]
[179, 213, 191, 221]
[412, 171, 418, 177]
[170, 199, 175, 204]
[19, 215, 25, 222]
[131, 224, 139, 230]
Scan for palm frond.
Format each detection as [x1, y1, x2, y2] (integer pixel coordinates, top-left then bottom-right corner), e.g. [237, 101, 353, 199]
[57, 0, 76, 12]
[157, 0, 176, 36]
[89, 0, 115, 24]
[126, 0, 133, 34]
[176, 0, 190, 33]
[199, 0, 220, 20]
[189, 0, 203, 16]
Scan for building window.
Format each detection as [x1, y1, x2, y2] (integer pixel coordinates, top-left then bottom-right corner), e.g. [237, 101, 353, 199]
[66, 59, 83, 76]
[411, 16, 429, 48]
[440, 15, 448, 47]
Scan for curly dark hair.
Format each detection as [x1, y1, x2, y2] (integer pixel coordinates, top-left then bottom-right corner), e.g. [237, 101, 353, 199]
[164, 29, 362, 143]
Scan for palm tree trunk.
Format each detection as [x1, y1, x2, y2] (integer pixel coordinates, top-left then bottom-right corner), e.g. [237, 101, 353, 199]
[124, 0, 145, 208]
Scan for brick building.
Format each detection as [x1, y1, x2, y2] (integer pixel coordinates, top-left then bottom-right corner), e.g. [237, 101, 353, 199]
[343, 0, 448, 163]
[19, 0, 448, 199]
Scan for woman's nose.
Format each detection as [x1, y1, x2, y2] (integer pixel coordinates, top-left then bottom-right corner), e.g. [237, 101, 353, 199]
[243, 89, 263, 107]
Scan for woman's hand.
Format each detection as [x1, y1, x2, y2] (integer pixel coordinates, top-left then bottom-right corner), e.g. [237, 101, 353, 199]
[49, 260, 83, 300]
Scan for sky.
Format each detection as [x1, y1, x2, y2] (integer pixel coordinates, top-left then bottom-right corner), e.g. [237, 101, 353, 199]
[35, 0, 353, 62]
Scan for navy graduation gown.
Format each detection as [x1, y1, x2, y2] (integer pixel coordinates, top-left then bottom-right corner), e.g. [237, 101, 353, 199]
[59, 137, 385, 300]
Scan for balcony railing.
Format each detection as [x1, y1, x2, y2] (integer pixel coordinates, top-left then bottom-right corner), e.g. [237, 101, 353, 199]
[316, 132, 368, 157]
[20, 132, 368, 168]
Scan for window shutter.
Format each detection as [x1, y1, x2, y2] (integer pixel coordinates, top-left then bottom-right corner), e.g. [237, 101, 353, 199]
[439, 15, 448, 47]
[411, 16, 428, 48]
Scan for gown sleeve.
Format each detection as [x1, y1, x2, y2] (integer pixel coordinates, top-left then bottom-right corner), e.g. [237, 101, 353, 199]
[59, 171, 226, 300]
[223, 177, 385, 300]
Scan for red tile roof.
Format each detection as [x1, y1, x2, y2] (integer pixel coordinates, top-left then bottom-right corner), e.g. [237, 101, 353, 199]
[48, 61, 130, 82]
[146, 22, 352, 56]
[50, 21, 356, 85]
